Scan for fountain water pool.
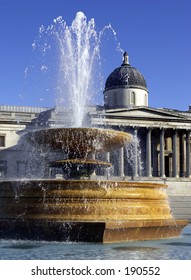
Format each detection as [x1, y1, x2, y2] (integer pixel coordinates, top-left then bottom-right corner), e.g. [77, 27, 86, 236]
[0, 223, 191, 260]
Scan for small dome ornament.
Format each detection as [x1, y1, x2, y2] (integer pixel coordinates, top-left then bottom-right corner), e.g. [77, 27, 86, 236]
[122, 51, 129, 65]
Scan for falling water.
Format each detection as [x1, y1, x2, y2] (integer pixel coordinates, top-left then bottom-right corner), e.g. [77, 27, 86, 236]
[32, 11, 123, 127]
[125, 132, 143, 177]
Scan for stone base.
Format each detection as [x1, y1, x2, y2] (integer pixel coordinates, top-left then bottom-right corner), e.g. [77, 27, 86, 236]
[103, 220, 187, 243]
[0, 219, 187, 243]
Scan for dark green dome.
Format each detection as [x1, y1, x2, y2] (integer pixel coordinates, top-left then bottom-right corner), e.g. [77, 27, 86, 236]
[105, 52, 148, 92]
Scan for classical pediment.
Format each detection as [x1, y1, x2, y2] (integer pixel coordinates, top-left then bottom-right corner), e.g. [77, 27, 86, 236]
[103, 106, 191, 122]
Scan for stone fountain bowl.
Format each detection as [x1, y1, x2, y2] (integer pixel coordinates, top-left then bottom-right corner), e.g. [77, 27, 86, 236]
[49, 159, 112, 179]
[24, 127, 132, 157]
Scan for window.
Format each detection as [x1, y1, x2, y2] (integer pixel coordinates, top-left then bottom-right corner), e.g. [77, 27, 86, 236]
[0, 135, 5, 147]
[131, 92, 136, 105]
[0, 160, 7, 178]
[164, 139, 168, 150]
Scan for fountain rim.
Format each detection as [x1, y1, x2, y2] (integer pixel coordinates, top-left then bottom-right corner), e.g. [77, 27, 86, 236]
[24, 126, 131, 136]
[23, 126, 132, 155]
[48, 158, 112, 167]
[0, 179, 168, 189]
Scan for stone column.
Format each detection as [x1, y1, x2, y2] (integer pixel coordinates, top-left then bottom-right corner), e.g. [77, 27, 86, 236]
[134, 128, 138, 178]
[104, 152, 110, 177]
[172, 129, 178, 177]
[160, 128, 165, 177]
[179, 132, 185, 177]
[186, 130, 191, 178]
[146, 127, 152, 177]
[119, 147, 124, 177]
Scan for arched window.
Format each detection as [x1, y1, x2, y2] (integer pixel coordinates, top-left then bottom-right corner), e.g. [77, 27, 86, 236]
[131, 92, 136, 105]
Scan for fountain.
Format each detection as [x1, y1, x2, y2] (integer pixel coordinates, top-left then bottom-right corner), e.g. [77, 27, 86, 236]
[0, 126, 187, 242]
[0, 12, 187, 243]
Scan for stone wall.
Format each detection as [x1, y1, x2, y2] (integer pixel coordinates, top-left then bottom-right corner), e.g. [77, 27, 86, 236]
[166, 181, 191, 222]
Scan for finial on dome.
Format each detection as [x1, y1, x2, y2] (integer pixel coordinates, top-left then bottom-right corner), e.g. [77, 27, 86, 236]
[122, 51, 129, 65]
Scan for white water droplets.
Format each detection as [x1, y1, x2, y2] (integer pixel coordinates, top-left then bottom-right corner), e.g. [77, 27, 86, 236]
[41, 65, 48, 72]
[30, 11, 121, 127]
[125, 132, 143, 177]
[52, 12, 101, 127]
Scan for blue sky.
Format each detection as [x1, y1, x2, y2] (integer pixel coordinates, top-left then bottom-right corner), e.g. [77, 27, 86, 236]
[0, 0, 190, 110]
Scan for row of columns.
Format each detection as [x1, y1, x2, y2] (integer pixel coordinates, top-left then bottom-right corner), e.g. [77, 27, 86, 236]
[146, 128, 191, 178]
[102, 127, 191, 178]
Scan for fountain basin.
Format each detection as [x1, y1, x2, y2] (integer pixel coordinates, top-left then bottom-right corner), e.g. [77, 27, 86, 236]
[3, 127, 187, 242]
[0, 179, 187, 242]
[24, 127, 132, 157]
[49, 159, 112, 179]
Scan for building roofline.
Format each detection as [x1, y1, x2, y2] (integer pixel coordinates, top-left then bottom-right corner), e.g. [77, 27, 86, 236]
[0, 105, 49, 114]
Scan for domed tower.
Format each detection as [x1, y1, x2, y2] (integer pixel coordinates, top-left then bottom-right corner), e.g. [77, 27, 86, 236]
[104, 52, 148, 109]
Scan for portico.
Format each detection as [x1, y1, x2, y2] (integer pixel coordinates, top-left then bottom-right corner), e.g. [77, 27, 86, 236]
[90, 106, 191, 179]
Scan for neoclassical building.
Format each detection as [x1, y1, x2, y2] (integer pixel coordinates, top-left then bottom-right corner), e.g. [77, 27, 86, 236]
[90, 52, 191, 180]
